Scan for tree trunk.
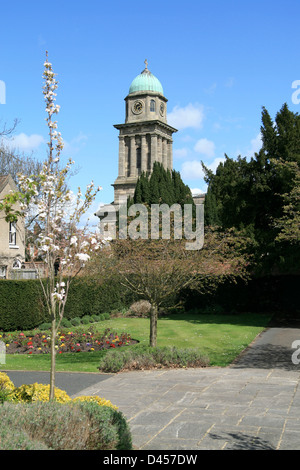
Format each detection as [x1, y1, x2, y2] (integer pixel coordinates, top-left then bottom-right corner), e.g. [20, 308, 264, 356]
[49, 319, 56, 400]
[149, 304, 158, 347]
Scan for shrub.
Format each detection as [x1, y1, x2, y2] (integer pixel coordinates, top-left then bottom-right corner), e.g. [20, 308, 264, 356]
[0, 372, 15, 392]
[129, 300, 151, 317]
[73, 395, 118, 410]
[0, 373, 15, 404]
[12, 383, 71, 403]
[78, 400, 132, 450]
[38, 322, 51, 331]
[70, 317, 81, 326]
[98, 344, 209, 373]
[81, 315, 92, 325]
[61, 318, 72, 328]
[0, 400, 132, 450]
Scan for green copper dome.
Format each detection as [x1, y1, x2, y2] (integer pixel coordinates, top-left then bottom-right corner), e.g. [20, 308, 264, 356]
[129, 60, 164, 95]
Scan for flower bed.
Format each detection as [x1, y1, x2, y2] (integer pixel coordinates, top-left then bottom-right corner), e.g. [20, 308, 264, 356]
[0, 328, 137, 355]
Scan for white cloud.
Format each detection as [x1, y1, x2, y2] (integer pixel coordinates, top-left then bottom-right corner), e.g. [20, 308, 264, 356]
[208, 157, 226, 172]
[3, 133, 45, 152]
[248, 133, 262, 156]
[191, 187, 205, 195]
[194, 138, 215, 158]
[181, 156, 226, 180]
[181, 160, 204, 179]
[167, 103, 205, 130]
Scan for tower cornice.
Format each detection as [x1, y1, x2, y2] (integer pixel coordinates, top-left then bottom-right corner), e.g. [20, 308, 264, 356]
[114, 120, 178, 134]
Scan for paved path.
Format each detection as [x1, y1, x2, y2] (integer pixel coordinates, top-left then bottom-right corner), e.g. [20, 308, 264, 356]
[3, 323, 300, 450]
[71, 325, 300, 450]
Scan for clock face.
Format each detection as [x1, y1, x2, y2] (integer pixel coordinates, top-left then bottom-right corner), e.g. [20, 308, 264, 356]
[132, 100, 144, 114]
[160, 103, 164, 116]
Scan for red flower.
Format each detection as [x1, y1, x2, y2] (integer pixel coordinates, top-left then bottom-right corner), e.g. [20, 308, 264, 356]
[27, 341, 33, 346]
[110, 343, 116, 348]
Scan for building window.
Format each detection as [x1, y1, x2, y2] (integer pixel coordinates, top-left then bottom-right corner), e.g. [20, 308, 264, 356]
[0, 266, 7, 279]
[150, 99, 156, 112]
[9, 222, 16, 245]
[12, 259, 22, 269]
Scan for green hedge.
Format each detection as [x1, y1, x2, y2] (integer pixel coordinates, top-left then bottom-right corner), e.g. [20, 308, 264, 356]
[0, 280, 45, 331]
[0, 276, 134, 331]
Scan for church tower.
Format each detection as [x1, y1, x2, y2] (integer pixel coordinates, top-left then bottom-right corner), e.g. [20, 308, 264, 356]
[112, 60, 177, 203]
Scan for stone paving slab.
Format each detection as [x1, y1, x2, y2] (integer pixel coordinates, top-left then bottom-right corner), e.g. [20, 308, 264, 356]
[72, 325, 300, 450]
[72, 365, 300, 450]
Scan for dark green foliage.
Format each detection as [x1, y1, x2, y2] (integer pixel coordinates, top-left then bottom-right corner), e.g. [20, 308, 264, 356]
[0, 276, 134, 331]
[133, 162, 195, 208]
[0, 280, 46, 331]
[203, 103, 300, 274]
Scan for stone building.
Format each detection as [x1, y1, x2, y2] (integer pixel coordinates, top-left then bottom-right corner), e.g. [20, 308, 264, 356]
[112, 60, 178, 203]
[0, 174, 25, 278]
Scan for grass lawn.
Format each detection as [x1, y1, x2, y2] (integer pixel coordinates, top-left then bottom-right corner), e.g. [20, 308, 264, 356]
[1, 312, 272, 372]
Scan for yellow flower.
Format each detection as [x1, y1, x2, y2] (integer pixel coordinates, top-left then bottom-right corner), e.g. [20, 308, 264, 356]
[90, 348, 94, 351]
[73, 395, 118, 410]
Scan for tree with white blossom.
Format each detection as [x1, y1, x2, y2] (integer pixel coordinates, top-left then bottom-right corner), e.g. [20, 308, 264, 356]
[0, 52, 103, 399]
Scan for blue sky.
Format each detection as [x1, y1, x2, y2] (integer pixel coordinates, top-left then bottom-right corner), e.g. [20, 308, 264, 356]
[1, 0, 300, 225]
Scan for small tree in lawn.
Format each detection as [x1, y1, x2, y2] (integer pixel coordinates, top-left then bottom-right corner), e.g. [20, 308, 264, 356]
[0, 53, 103, 399]
[103, 230, 250, 348]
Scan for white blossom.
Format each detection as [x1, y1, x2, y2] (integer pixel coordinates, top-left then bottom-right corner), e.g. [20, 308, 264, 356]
[75, 253, 90, 262]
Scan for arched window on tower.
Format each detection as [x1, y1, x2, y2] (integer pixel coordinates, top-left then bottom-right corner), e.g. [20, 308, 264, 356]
[150, 99, 156, 112]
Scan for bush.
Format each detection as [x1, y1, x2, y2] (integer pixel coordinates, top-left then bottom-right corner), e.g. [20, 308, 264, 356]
[0, 373, 132, 450]
[38, 322, 51, 331]
[129, 300, 151, 317]
[70, 317, 81, 326]
[98, 344, 209, 373]
[13, 383, 71, 403]
[61, 318, 72, 328]
[0, 401, 132, 450]
[81, 315, 92, 325]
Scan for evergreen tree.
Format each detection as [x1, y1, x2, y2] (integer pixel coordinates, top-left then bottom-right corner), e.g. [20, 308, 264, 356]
[202, 103, 300, 273]
[133, 162, 195, 208]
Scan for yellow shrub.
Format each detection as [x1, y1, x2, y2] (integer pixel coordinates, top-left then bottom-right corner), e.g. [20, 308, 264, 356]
[13, 383, 71, 403]
[0, 372, 15, 392]
[73, 395, 118, 410]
